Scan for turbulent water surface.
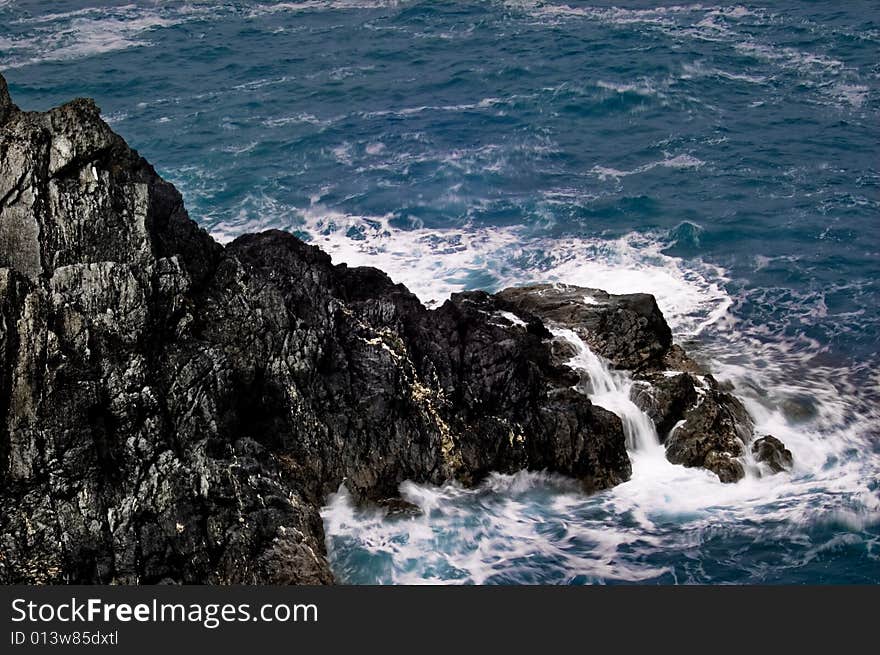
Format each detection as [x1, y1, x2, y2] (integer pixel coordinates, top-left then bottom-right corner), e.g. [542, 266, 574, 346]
[3, 0, 878, 584]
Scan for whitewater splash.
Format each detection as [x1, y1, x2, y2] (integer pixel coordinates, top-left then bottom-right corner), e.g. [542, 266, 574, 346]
[195, 185, 879, 584]
[207, 207, 733, 340]
[551, 327, 659, 453]
[322, 322, 880, 583]
[319, 221, 880, 584]
[0, 1, 409, 69]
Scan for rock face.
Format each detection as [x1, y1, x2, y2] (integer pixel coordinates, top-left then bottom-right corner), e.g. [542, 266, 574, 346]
[630, 373, 699, 438]
[0, 76, 788, 584]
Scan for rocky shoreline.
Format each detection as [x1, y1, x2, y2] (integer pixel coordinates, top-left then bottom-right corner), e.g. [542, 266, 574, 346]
[0, 74, 790, 584]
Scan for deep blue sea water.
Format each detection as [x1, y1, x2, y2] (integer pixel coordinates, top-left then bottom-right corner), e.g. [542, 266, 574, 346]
[2, 0, 878, 584]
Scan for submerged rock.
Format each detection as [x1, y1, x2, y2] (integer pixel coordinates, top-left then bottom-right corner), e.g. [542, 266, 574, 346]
[374, 497, 423, 518]
[779, 394, 819, 425]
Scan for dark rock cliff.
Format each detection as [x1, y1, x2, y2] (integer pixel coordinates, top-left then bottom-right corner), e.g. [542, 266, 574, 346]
[0, 75, 788, 584]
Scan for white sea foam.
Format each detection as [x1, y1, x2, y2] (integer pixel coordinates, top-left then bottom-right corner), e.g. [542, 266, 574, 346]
[232, 75, 295, 91]
[201, 187, 879, 582]
[504, 1, 869, 111]
[680, 61, 768, 85]
[262, 112, 331, 128]
[247, 0, 406, 17]
[0, 1, 406, 69]
[504, 2, 759, 30]
[102, 110, 129, 125]
[331, 142, 354, 165]
[218, 141, 259, 155]
[359, 97, 511, 120]
[1, 5, 187, 68]
[731, 41, 867, 110]
[596, 79, 661, 97]
[553, 327, 660, 452]
[311, 206, 878, 583]
[833, 83, 870, 108]
[208, 202, 731, 335]
[322, 315, 880, 582]
[590, 153, 705, 181]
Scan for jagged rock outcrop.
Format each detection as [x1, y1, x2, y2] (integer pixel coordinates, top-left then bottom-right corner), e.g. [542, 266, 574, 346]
[0, 75, 788, 584]
[494, 283, 788, 484]
[631, 371, 790, 482]
[0, 77, 632, 584]
[660, 375, 753, 482]
[630, 373, 699, 439]
[497, 284, 672, 372]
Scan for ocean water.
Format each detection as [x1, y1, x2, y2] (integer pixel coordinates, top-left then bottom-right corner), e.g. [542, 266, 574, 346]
[2, 0, 878, 584]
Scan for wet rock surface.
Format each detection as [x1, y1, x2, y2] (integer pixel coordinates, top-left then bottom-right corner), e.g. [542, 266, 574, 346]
[752, 436, 794, 474]
[645, 373, 754, 483]
[496, 283, 673, 372]
[0, 76, 788, 584]
[630, 373, 700, 440]
[495, 283, 780, 484]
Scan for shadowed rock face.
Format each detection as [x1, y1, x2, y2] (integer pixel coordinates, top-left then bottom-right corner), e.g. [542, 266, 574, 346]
[0, 75, 788, 584]
[631, 372, 754, 482]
